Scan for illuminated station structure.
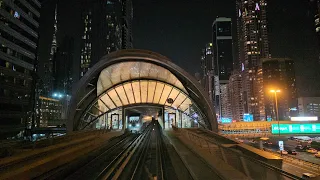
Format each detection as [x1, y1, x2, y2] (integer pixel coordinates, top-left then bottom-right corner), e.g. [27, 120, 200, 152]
[67, 50, 217, 132]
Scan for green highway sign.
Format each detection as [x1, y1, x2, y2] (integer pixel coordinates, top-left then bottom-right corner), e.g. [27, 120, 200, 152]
[271, 124, 320, 134]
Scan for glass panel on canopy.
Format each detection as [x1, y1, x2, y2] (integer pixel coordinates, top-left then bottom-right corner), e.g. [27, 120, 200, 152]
[97, 62, 188, 96]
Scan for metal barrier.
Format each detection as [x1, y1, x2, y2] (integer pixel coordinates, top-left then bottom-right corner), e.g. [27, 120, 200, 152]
[264, 149, 320, 172]
[176, 128, 302, 180]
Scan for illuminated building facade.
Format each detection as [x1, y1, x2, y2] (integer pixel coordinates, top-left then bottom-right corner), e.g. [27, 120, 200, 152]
[0, 0, 41, 138]
[236, 0, 270, 120]
[122, 0, 133, 49]
[80, 2, 92, 77]
[43, 5, 57, 96]
[53, 36, 74, 94]
[38, 96, 63, 127]
[228, 72, 244, 121]
[314, 0, 320, 61]
[212, 17, 234, 118]
[80, 0, 133, 78]
[200, 43, 214, 102]
[262, 58, 297, 120]
[298, 97, 320, 118]
[220, 83, 232, 119]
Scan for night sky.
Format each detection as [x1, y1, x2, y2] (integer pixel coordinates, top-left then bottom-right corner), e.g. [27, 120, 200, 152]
[38, 0, 320, 97]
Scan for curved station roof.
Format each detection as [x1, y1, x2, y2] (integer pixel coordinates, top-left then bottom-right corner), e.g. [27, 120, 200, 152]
[67, 49, 217, 131]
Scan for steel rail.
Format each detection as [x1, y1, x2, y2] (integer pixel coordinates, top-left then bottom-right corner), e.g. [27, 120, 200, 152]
[97, 124, 153, 180]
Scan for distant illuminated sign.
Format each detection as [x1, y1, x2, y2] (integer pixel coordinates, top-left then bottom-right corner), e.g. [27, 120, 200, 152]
[221, 118, 232, 124]
[238, 9, 241, 17]
[271, 124, 320, 134]
[289, 107, 297, 111]
[255, 3, 260, 11]
[290, 117, 318, 121]
[14, 11, 20, 19]
[241, 63, 245, 71]
[243, 114, 253, 122]
[267, 116, 272, 122]
[278, 141, 284, 151]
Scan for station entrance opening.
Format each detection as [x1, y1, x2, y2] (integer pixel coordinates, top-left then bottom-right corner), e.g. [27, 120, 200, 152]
[67, 50, 217, 132]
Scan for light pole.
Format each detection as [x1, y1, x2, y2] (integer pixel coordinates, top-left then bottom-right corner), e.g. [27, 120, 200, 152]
[270, 89, 281, 136]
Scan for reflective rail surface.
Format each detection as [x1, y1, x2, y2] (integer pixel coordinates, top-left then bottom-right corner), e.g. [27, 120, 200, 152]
[31, 121, 183, 180]
[178, 128, 304, 180]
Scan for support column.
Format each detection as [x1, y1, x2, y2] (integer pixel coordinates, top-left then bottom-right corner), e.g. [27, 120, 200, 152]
[259, 140, 263, 149]
[179, 111, 182, 128]
[174, 112, 178, 127]
[122, 107, 126, 131]
[104, 113, 107, 130]
[162, 107, 165, 130]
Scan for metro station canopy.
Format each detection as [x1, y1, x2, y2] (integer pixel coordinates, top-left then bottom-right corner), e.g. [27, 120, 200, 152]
[67, 50, 217, 131]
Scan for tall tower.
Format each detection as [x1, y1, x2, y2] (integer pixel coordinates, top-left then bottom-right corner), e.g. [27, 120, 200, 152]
[228, 73, 244, 121]
[54, 36, 74, 95]
[122, 0, 133, 49]
[43, 5, 58, 96]
[212, 17, 234, 119]
[200, 43, 214, 102]
[80, 3, 92, 78]
[80, 0, 132, 78]
[315, 0, 320, 62]
[236, 0, 270, 120]
[0, 0, 41, 137]
[262, 58, 297, 120]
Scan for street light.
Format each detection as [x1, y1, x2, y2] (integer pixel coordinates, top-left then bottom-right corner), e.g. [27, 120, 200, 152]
[270, 89, 281, 136]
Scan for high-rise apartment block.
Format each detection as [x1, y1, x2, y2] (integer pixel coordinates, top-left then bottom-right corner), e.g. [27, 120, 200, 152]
[53, 36, 74, 95]
[298, 97, 320, 118]
[80, 0, 133, 78]
[0, 0, 41, 137]
[236, 0, 270, 120]
[212, 17, 234, 118]
[314, 0, 320, 61]
[200, 43, 214, 102]
[228, 72, 244, 121]
[220, 84, 232, 119]
[262, 58, 297, 120]
[80, 2, 92, 77]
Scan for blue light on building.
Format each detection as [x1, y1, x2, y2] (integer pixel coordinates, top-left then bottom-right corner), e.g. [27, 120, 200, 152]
[243, 114, 253, 122]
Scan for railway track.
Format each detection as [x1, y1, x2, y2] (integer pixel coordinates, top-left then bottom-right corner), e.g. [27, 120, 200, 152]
[118, 121, 178, 180]
[41, 121, 179, 180]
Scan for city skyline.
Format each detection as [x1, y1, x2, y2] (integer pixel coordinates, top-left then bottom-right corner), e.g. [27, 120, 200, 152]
[1, 1, 320, 177]
[35, 0, 320, 99]
[36, 0, 320, 98]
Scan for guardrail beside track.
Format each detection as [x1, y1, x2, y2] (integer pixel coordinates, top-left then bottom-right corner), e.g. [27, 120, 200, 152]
[178, 128, 304, 180]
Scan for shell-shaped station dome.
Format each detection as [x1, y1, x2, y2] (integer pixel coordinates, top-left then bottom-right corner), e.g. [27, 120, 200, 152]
[67, 49, 217, 132]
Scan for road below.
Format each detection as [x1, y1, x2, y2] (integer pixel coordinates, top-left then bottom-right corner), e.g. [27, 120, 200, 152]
[243, 139, 320, 165]
[242, 139, 320, 177]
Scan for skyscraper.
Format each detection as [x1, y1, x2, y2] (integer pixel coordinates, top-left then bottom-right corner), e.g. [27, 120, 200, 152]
[80, 0, 133, 78]
[220, 83, 232, 119]
[122, 0, 133, 49]
[236, 0, 270, 120]
[43, 4, 58, 96]
[228, 72, 244, 121]
[212, 17, 234, 118]
[314, 0, 320, 61]
[262, 58, 297, 120]
[53, 36, 74, 95]
[0, 0, 41, 138]
[80, 2, 92, 77]
[200, 43, 214, 102]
